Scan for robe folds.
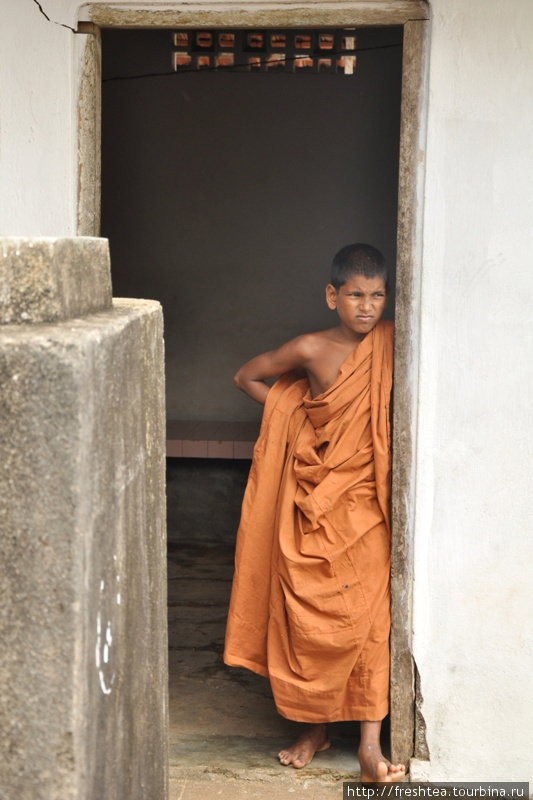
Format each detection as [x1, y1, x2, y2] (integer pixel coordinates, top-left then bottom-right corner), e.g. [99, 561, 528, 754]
[223, 320, 394, 723]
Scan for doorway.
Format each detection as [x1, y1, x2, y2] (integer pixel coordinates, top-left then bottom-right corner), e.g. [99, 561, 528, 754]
[83, 2, 430, 773]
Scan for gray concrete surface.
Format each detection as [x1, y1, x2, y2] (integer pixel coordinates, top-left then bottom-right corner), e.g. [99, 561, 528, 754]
[168, 772, 347, 800]
[0, 237, 112, 324]
[0, 238, 167, 800]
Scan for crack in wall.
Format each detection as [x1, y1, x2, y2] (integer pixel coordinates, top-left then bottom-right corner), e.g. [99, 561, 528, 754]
[414, 661, 430, 761]
[32, 0, 76, 32]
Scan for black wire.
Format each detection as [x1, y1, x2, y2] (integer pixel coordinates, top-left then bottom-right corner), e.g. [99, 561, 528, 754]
[102, 42, 401, 83]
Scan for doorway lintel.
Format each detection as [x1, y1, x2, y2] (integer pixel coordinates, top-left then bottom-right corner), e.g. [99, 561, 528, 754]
[83, 2, 429, 29]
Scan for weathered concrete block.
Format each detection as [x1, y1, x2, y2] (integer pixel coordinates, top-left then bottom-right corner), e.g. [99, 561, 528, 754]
[0, 237, 112, 324]
[0, 298, 167, 800]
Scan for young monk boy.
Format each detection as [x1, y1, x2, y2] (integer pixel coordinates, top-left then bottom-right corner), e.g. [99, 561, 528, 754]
[223, 244, 405, 783]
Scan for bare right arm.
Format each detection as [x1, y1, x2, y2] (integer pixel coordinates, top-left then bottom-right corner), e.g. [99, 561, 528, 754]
[234, 335, 316, 405]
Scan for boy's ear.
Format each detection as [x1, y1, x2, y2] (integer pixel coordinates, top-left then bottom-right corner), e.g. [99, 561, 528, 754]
[325, 284, 338, 310]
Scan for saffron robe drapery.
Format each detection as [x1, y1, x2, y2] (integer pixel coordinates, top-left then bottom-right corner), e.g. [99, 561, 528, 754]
[223, 320, 394, 723]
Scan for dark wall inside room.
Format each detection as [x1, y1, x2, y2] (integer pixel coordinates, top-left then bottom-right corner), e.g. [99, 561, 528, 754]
[101, 28, 403, 422]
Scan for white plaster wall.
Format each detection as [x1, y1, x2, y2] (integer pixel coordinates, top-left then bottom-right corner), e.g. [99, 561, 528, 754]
[1, 0, 532, 784]
[413, 0, 533, 782]
[0, 0, 80, 235]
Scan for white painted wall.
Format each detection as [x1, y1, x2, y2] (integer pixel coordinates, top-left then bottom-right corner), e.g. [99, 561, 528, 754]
[0, 0, 80, 235]
[1, 0, 532, 785]
[413, 0, 533, 782]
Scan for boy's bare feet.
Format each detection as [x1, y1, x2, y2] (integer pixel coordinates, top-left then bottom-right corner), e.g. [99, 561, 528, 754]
[278, 723, 331, 768]
[358, 741, 406, 783]
[358, 720, 405, 783]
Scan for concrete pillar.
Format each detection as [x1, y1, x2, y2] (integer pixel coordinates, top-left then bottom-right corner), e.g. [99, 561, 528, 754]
[0, 238, 168, 800]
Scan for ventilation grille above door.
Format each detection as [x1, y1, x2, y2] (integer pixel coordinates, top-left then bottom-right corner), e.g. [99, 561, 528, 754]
[172, 30, 357, 74]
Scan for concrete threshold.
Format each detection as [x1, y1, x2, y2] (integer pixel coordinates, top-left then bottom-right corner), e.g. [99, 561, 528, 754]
[169, 770, 347, 800]
[169, 732, 357, 780]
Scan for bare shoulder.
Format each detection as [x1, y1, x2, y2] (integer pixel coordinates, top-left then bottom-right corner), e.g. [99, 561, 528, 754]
[293, 328, 339, 358]
[270, 331, 323, 364]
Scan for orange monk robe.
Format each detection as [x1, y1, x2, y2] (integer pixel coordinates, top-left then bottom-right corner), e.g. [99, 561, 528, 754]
[224, 320, 394, 723]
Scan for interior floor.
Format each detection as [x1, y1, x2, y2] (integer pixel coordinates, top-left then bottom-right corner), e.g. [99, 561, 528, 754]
[166, 458, 392, 790]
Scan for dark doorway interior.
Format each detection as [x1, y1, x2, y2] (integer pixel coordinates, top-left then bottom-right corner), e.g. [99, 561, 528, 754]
[101, 27, 402, 776]
[101, 27, 403, 424]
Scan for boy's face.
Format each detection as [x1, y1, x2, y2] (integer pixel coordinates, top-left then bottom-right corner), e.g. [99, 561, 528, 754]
[326, 275, 387, 336]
